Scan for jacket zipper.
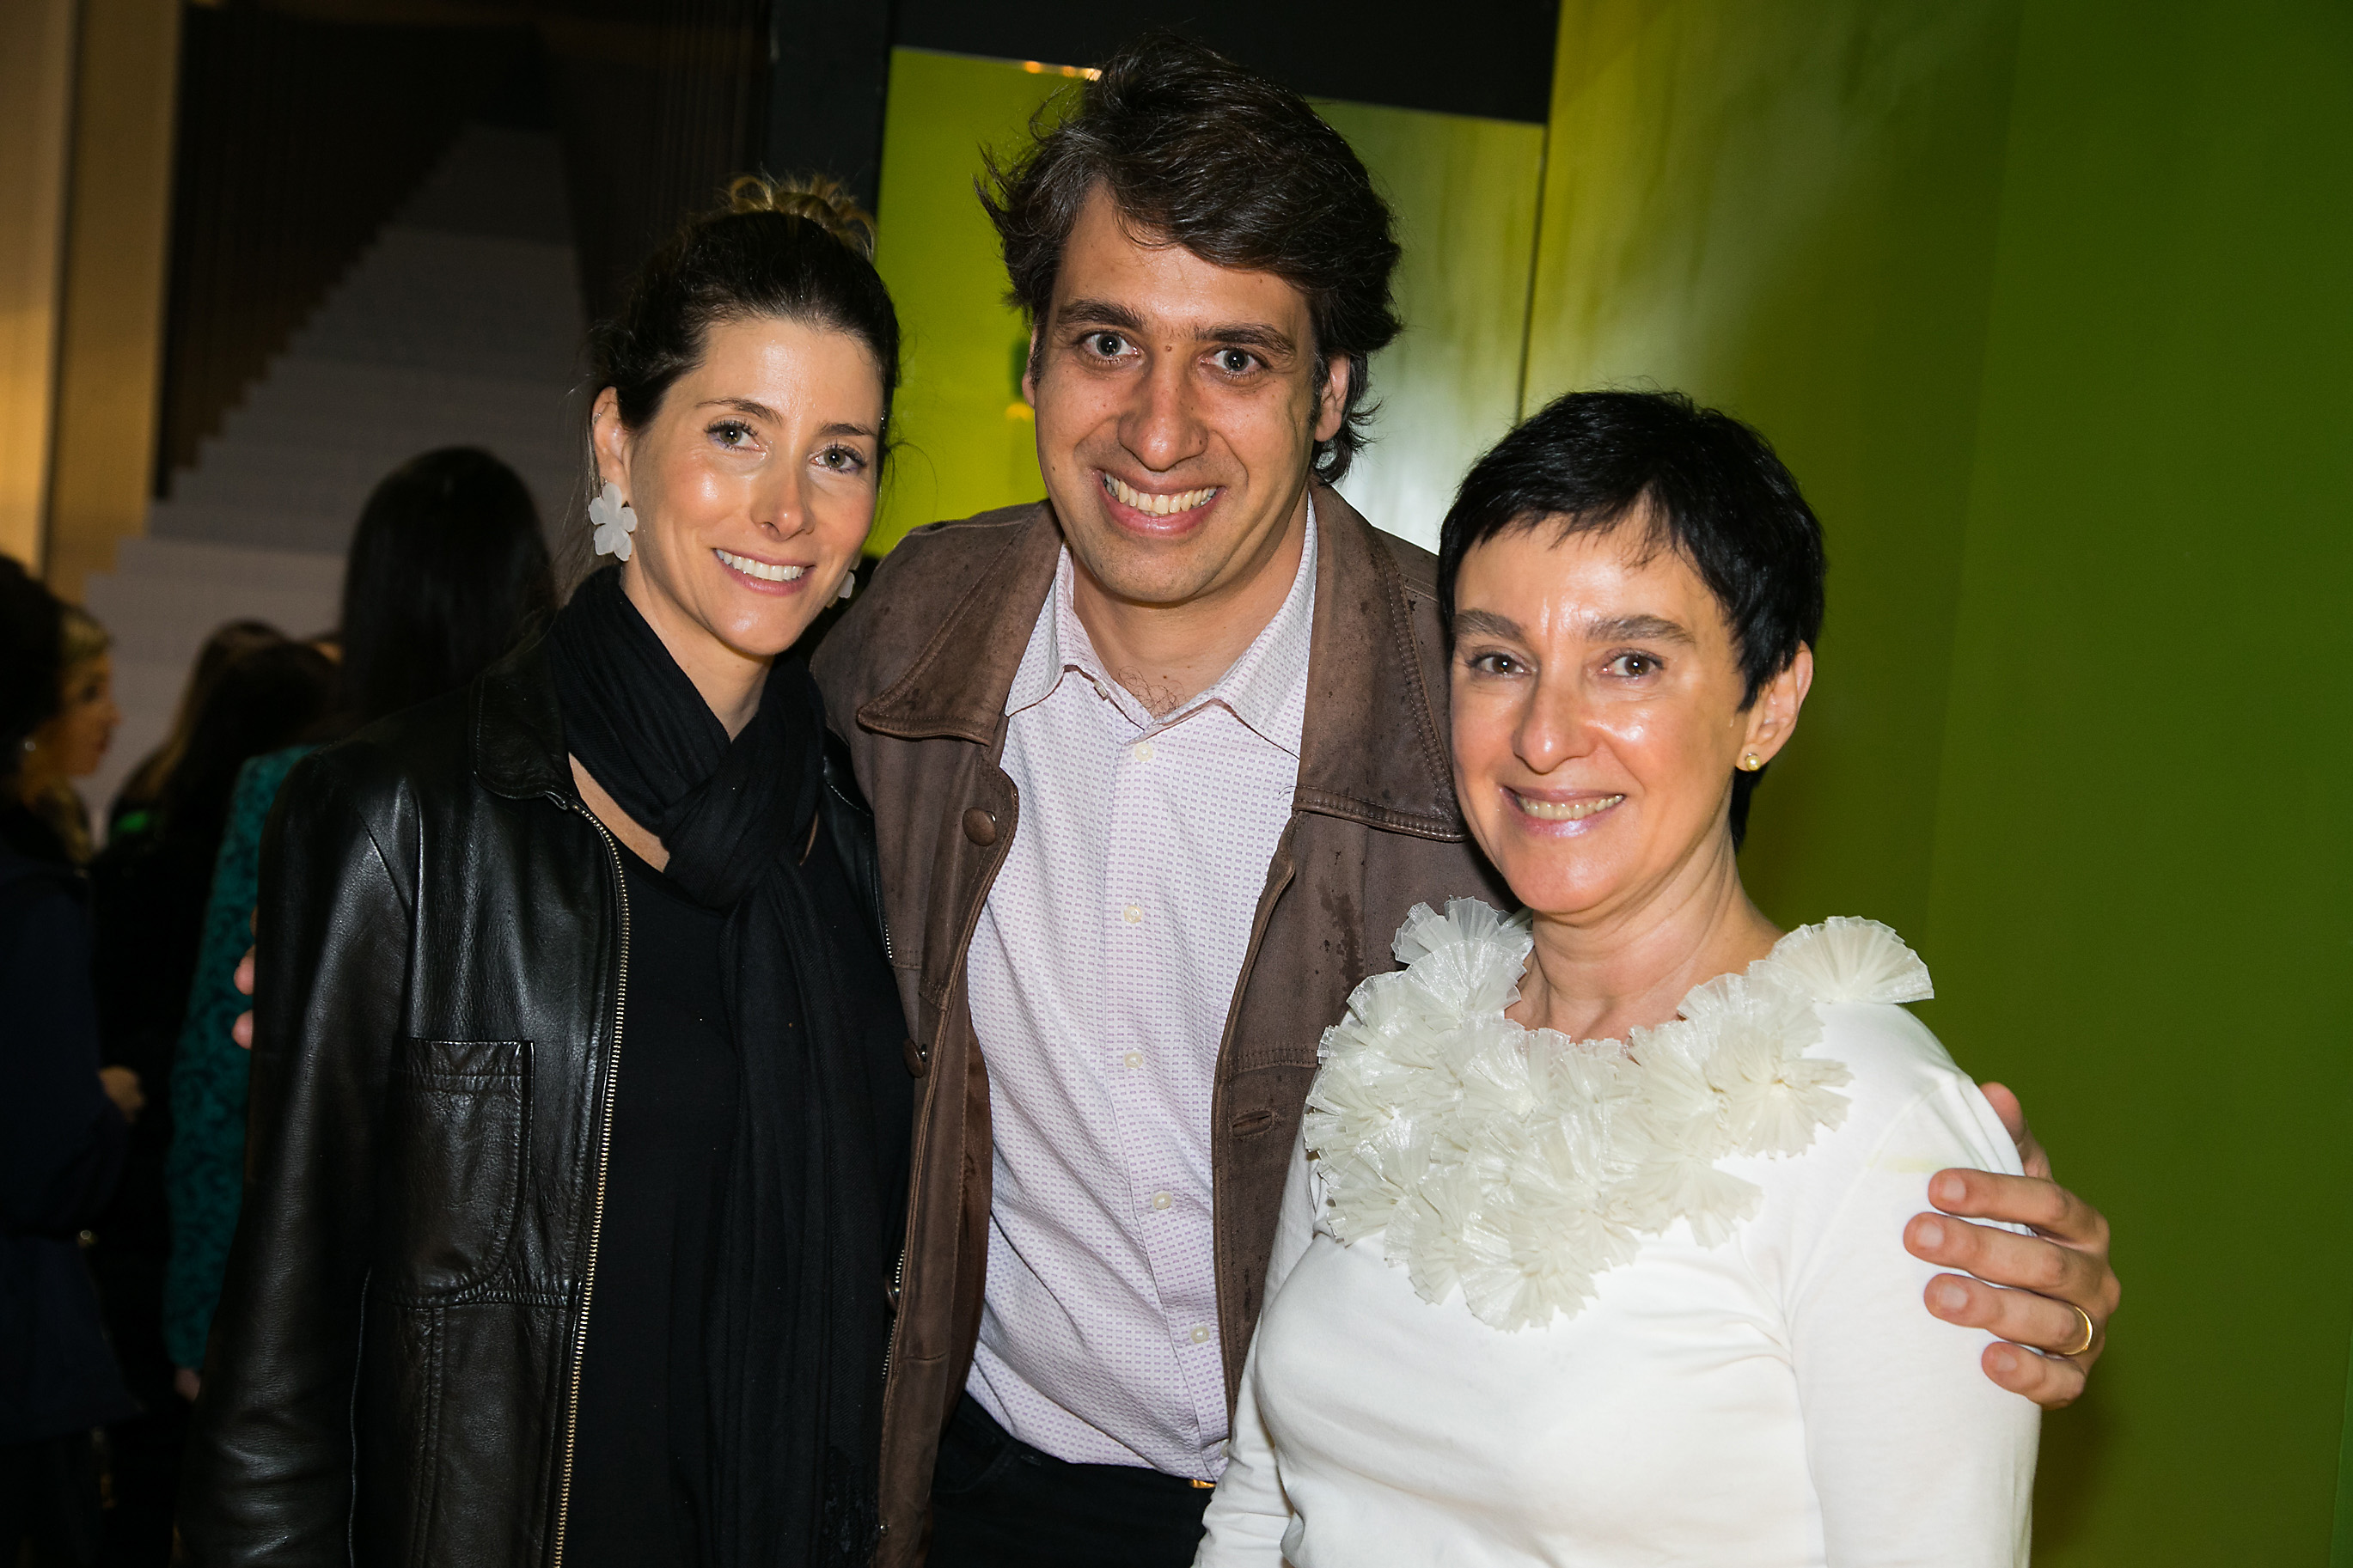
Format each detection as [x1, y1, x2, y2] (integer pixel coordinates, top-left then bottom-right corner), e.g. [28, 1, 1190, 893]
[550, 799, 630, 1568]
[880, 1247, 907, 1390]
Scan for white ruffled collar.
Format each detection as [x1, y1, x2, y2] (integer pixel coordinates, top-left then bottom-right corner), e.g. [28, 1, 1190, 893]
[1302, 901, 1933, 1332]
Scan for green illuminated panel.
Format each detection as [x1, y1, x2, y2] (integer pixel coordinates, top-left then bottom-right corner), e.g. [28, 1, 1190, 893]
[1312, 100, 1543, 550]
[869, 48, 1075, 554]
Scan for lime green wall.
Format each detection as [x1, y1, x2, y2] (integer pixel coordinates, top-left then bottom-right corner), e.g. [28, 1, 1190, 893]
[1924, 3, 2353, 1557]
[1525, 0, 2026, 941]
[1531, 1, 2353, 1559]
[870, 49, 1069, 554]
[1315, 101, 1543, 550]
[868, 48, 1545, 555]
[2338, 1335, 2353, 1564]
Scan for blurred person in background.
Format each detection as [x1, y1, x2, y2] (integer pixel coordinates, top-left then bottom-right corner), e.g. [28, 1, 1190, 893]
[87, 636, 336, 1565]
[106, 621, 283, 841]
[163, 447, 555, 1400]
[1, 557, 138, 1565]
[7, 601, 123, 867]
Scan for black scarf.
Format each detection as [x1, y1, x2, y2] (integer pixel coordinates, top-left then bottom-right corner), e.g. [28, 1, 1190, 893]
[547, 565, 884, 1565]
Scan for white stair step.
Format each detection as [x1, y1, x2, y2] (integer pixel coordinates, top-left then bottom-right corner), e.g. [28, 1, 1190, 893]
[100, 534, 345, 591]
[173, 448, 577, 511]
[79, 538, 346, 832]
[84, 126, 584, 845]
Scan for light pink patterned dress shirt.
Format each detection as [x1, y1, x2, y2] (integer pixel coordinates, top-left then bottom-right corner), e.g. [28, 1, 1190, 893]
[961, 504, 1318, 1480]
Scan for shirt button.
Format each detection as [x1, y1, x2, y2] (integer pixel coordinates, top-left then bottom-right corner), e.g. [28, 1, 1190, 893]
[1121, 903, 1143, 924]
[1124, 1052, 1144, 1071]
[1132, 739, 1155, 761]
[1152, 1192, 1173, 1211]
[1189, 1326, 1212, 1345]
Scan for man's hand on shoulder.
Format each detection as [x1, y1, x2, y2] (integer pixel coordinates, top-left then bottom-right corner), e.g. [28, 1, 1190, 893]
[1905, 1083, 2118, 1409]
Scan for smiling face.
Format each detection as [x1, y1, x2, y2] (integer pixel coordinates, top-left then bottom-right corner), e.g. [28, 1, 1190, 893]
[1450, 522, 1811, 926]
[593, 314, 883, 699]
[1027, 186, 1348, 613]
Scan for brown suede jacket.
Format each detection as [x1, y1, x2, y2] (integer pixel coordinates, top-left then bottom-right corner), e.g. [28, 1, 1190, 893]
[810, 487, 1507, 1565]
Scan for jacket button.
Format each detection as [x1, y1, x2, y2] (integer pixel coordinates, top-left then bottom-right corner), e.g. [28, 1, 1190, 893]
[901, 1036, 929, 1077]
[962, 807, 999, 846]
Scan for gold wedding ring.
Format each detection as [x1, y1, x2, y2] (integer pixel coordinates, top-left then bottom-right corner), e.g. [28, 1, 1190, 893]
[2055, 1303, 2096, 1358]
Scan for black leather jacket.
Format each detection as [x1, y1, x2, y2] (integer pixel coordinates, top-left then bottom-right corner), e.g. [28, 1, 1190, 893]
[177, 641, 888, 1566]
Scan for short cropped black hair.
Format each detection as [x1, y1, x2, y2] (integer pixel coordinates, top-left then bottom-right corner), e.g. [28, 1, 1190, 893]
[981, 33, 1403, 485]
[1438, 390, 1827, 845]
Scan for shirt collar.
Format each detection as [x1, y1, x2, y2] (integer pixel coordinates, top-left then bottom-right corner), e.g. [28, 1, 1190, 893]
[1005, 496, 1320, 758]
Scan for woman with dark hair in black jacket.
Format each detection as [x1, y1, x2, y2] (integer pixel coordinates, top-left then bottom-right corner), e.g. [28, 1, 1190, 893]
[0, 556, 137, 1563]
[181, 177, 913, 1568]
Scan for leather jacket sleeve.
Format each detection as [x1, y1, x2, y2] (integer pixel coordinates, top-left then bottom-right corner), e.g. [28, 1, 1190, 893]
[180, 750, 412, 1563]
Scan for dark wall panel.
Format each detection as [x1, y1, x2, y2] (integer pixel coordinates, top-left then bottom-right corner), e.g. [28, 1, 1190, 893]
[545, 1, 770, 324]
[894, 0, 1561, 124]
[156, 9, 523, 491]
[765, 0, 895, 212]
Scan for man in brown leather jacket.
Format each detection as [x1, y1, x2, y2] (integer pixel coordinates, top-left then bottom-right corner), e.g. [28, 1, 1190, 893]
[812, 35, 2121, 1568]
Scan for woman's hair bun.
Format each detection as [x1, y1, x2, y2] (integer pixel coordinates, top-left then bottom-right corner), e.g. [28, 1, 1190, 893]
[725, 174, 877, 259]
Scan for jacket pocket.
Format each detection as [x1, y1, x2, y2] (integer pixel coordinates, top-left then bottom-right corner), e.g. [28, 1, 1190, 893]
[377, 1038, 529, 1300]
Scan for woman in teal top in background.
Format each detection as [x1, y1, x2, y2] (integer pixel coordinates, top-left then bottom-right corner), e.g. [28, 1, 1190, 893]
[164, 447, 556, 1382]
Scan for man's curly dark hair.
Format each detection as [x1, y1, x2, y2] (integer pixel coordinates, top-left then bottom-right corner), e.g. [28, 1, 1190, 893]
[981, 33, 1403, 485]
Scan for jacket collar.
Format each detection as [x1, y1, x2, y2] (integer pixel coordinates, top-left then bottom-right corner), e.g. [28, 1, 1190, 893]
[472, 634, 576, 802]
[858, 489, 1463, 841]
[857, 505, 1064, 746]
[1295, 486, 1463, 841]
[1004, 500, 1317, 757]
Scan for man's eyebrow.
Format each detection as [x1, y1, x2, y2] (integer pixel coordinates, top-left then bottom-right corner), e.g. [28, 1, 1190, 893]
[1054, 297, 1146, 332]
[1452, 608, 1525, 642]
[1050, 301, 1298, 359]
[1200, 322, 1298, 358]
[1586, 613, 1696, 646]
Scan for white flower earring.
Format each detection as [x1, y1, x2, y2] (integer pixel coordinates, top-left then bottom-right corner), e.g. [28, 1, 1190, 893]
[589, 482, 638, 561]
[836, 568, 856, 601]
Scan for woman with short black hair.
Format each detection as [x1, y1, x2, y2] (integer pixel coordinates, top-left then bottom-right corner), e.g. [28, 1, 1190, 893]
[180, 177, 912, 1568]
[1199, 391, 2039, 1565]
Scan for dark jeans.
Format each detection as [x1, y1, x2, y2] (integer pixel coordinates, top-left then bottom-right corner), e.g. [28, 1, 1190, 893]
[0, 1432, 105, 1566]
[89, 1246, 186, 1567]
[928, 1394, 1212, 1568]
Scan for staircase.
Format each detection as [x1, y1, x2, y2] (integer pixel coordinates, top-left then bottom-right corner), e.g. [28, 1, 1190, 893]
[83, 124, 588, 831]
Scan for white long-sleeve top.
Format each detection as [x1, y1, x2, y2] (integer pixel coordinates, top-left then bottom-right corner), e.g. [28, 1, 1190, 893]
[1196, 904, 2038, 1567]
